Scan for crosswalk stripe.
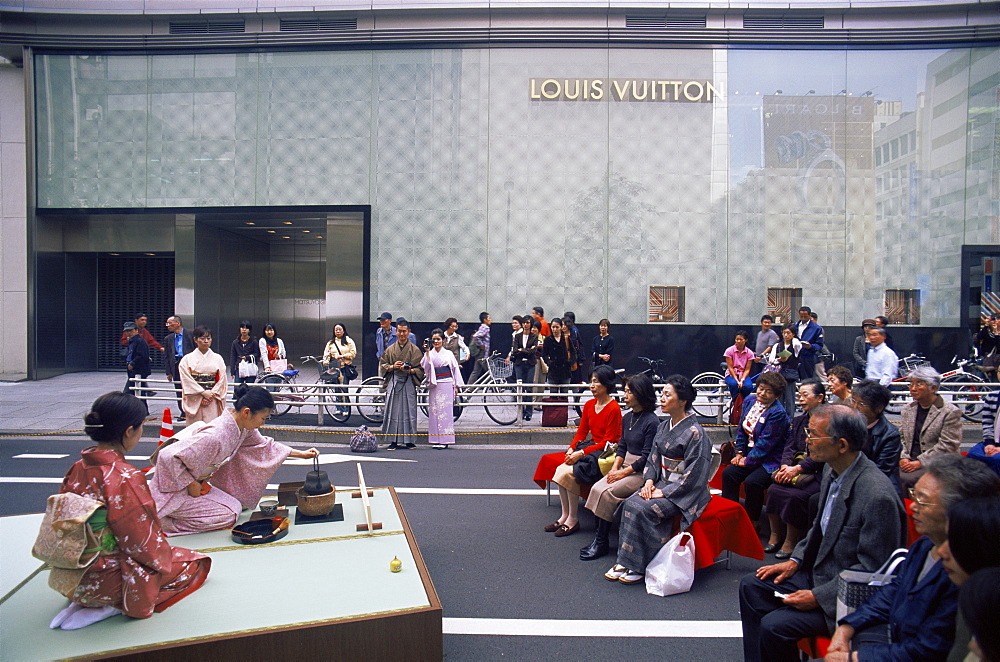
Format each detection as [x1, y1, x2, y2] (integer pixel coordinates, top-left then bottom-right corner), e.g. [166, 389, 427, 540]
[11, 454, 68, 460]
[442, 618, 743, 637]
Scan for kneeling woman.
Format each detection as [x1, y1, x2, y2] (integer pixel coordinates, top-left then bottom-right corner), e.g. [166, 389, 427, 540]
[579, 372, 659, 561]
[48, 393, 211, 630]
[150, 384, 318, 535]
[533, 365, 622, 536]
[605, 375, 712, 584]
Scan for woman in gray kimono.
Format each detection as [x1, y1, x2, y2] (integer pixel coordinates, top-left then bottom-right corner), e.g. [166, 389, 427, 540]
[604, 374, 712, 585]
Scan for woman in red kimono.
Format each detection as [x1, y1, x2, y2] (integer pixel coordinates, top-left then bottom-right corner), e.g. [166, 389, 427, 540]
[533, 365, 622, 536]
[48, 392, 210, 630]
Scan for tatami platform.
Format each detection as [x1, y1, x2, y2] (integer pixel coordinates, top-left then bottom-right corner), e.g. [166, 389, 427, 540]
[0, 487, 442, 661]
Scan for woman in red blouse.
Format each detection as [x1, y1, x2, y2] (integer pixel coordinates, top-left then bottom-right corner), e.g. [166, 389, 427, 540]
[533, 365, 622, 536]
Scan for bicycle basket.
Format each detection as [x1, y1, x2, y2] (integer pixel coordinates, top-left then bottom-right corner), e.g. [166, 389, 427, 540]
[899, 356, 930, 378]
[488, 355, 513, 381]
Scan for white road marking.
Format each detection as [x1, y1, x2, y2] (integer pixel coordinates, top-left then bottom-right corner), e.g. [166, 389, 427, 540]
[0, 477, 63, 484]
[442, 618, 743, 637]
[283, 453, 415, 465]
[11, 454, 68, 460]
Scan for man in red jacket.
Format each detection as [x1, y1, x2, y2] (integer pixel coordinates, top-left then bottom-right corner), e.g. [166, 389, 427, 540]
[119, 313, 164, 354]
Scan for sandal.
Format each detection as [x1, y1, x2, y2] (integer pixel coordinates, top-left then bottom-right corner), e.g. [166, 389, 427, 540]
[604, 564, 627, 581]
[619, 570, 645, 585]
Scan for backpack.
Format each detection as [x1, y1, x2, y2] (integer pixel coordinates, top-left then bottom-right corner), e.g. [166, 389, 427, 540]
[350, 425, 379, 453]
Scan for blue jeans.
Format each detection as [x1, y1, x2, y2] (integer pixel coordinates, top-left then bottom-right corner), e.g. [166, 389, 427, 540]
[725, 374, 755, 401]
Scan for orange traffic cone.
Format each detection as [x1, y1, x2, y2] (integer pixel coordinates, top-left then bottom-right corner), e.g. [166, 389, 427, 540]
[142, 409, 173, 474]
[158, 408, 173, 446]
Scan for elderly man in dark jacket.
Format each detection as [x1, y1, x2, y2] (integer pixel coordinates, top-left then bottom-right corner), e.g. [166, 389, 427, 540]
[738, 404, 906, 662]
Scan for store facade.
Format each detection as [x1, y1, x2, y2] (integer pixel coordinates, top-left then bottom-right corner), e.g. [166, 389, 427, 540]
[1, 3, 998, 380]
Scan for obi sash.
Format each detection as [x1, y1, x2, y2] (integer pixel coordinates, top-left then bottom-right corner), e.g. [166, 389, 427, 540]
[434, 365, 453, 381]
[191, 370, 218, 388]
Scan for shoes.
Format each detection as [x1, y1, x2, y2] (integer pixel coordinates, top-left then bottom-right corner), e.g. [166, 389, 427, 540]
[432, 444, 446, 450]
[579, 540, 610, 561]
[774, 550, 792, 560]
[386, 443, 399, 451]
[544, 521, 562, 533]
[404, 443, 417, 449]
[554, 523, 579, 537]
[763, 543, 780, 554]
[619, 570, 644, 584]
[604, 564, 627, 581]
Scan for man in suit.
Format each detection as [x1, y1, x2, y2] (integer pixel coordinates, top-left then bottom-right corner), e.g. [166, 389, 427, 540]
[738, 404, 906, 662]
[163, 315, 195, 420]
[796, 306, 824, 380]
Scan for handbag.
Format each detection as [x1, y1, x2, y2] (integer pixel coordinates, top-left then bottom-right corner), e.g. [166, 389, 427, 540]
[341, 364, 358, 381]
[572, 442, 617, 484]
[269, 358, 288, 373]
[596, 444, 618, 475]
[238, 358, 259, 378]
[349, 425, 378, 453]
[459, 342, 470, 362]
[836, 548, 908, 621]
[645, 531, 696, 597]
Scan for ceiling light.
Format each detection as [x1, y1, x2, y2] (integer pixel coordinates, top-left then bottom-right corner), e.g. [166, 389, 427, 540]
[267, 230, 275, 234]
[246, 222, 255, 225]
[282, 236, 290, 239]
[283, 221, 293, 225]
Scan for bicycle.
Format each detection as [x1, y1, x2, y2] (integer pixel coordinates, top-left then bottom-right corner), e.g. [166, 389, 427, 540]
[255, 355, 353, 423]
[356, 351, 519, 426]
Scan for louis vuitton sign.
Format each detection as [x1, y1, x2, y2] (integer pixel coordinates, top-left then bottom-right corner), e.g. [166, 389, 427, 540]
[530, 78, 720, 103]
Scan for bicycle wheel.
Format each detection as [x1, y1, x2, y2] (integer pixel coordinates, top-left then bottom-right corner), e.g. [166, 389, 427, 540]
[691, 372, 727, 419]
[322, 384, 351, 424]
[256, 373, 296, 416]
[485, 385, 518, 425]
[941, 373, 990, 423]
[356, 377, 384, 424]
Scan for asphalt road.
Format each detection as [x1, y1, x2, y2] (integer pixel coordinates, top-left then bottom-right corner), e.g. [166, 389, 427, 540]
[1, 434, 755, 660]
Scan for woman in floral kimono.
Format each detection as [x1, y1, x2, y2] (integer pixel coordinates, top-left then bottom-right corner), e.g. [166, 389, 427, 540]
[421, 328, 464, 449]
[604, 374, 712, 585]
[178, 326, 229, 424]
[149, 383, 318, 535]
[48, 392, 210, 630]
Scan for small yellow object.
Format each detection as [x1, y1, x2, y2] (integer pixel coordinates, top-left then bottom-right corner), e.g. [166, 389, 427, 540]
[390, 556, 402, 573]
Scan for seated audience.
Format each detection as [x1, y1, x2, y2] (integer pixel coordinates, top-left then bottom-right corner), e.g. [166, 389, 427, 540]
[722, 371, 789, 526]
[826, 365, 854, 405]
[939, 495, 1000, 661]
[851, 379, 903, 496]
[533, 365, 621, 537]
[969, 390, 1000, 475]
[738, 404, 906, 662]
[960, 567, 1000, 662]
[826, 455, 1000, 661]
[47, 392, 210, 630]
[897, 365, 962, 490]
[765, 378, 826, 559]
[604, 375, 711, 585]
[724, 329, 756, 402]
[580, 373, 659, 561]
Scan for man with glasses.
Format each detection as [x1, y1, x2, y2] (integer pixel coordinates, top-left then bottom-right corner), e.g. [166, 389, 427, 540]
[738, 404, 906, 662]
[826, 455, 1000, 661]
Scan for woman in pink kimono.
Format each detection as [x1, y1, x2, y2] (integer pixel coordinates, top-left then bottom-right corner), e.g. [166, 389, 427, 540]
[149, 383, 318, 535]
[48, 392, 210, 630]
[178, 325, 229, 424]
[421, 328, 464, 449]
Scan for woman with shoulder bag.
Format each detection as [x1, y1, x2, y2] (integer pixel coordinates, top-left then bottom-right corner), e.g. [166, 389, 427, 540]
[259, 323, 289, 373]
[764, 378, 826, 558]
[323, 323, 358, 383]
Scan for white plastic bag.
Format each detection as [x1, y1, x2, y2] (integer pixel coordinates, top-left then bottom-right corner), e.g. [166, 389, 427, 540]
[645, 531, 695, 597]
[238, 359, 258, 378]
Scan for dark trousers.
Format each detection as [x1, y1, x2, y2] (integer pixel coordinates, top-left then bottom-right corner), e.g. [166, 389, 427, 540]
[721, 463, 773, 523]
[738, 572, 829, 662]
[168, 364, 184, 414]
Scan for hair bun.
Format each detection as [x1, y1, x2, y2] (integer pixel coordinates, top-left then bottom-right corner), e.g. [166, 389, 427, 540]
[83, 411, 103, 428]
[234, 382, 250, 400]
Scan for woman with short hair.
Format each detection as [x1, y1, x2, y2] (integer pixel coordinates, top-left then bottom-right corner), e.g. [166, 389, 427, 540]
[533, 365, 621, 537]
[826, 365, 854, 405]
[765, 378, 826, 558]
[592, 319, 614, 367]
[579, 373, 659, 561]
[765, 323, 802, 417]
[721, 370, 789, 526]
